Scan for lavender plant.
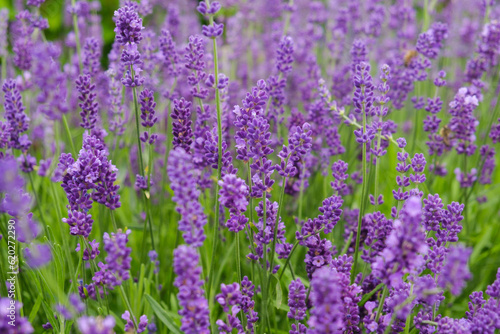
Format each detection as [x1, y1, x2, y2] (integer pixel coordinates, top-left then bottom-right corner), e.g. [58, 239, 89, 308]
[0, 1, 500, 334]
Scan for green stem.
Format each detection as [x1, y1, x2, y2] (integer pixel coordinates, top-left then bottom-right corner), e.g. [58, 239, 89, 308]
[207, 30, 224, 303]
[260, 194, 268, 334]
[119, 284, 138, 331]
[278, 227, 325, 281]
[110, 210, 118, 231]
[131, 83, 145, 175]
[50, 182, 76, 293]
[62, 114, 77, 157]
[404, 284, 414, 334]
[375, 287, 388, 322]
[269, 175, 287, 277]
[236, 231, 242, 285]
[130, 67, 155, 257]
[351, 107, 368, 283]
[28, 172, 48, 232]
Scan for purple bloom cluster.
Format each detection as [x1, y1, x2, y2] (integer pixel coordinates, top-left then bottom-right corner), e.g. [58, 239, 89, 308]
[173, 245, 210, 334]
[218, 174, 249, 232]
[171, 98, 193, 152]
[76, 74, 99, 130]
[372, 197, 428, 288]
[60, 135, 120, 237]
[287, 279, 306, 321]
[3, 80, 31, 151]
[0, 298, 33, 333]
[93, 229, 132, 289]
[167, 148, 207, 247]
[308, 266, 345, 333]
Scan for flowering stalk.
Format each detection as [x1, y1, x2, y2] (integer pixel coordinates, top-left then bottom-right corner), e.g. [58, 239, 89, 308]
[199, 0, 224, 302]
[351, 62, 374, 282]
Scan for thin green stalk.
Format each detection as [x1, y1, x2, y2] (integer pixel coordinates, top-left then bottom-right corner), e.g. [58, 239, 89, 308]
[62, 114, 77, 157]
[298, 177, 305, 220]
[374, 127, 383, 205]
[260, 194, 268, 334]
[130, 67, 155, 258]
[404, 284, 414, 334]
[278, 227, 325, 281]
[375, 287, 388, 322]
[110, 210, 118, 231]
[131, 83, 145, 175]
[269, 175, 287, 276]
[207, 25, 224, 303]
[50, 182, 76, 292]
[236, 231, 242, 284]
[351, 107, 368, 283]
[119, 285, 139, 331]
[28, 172, 48, 233]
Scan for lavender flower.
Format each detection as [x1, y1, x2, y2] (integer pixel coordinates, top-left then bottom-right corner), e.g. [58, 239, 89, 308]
[76, 239, 100, 261]
[173, 245, 210, 334]
[308, 267, 344, 333]
[0, 298, 33, 333]
[93, 229, 132, 289]
[171, 98, 193, 153]
[60, 135, 120, 237]
[0, 9, 8, 58]
[76, 75, 99, 130]
[185, 35, 208, 99]
[77, 316, 115, 334]
[12, 11, 34, 71]
[167, 148, 207, 247]
[23, 244, 52, 268]
[372, 196, 428, 288]
[287, 279, 306, 320]
[83, 37, 101, 77]
[438, 245, 472, 295]
[159, 29, 180, 77]
[276, 123, 313, 178]
[218, 174, 249, 232]
[3, 80, 31, 151]
[113, 5, 144, 45]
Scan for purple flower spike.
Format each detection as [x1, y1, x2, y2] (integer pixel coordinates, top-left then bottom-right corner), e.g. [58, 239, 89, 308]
[353, 62, 374, 116]
[83, 37, 101, 77]
[288, 279, 306, 321]
[3, 80, 31, 151]
[438, 245, 472, 295]
[171, 98, 193, 153]
[372, 196, 428, 288]
[308, 267, 344, 333]
[219, 174, 249, 232]
[167, 148, 207, 247]
[76, 75, 99, 130]
[92, 230, 132, 290]
[114, 5, 144, 45]
[77, 316, 115, 334]
[0, 298, 34, 333]
[173, 245, 210, 334]
[139, 89, 158, 128]
[23, 244, 52, 268]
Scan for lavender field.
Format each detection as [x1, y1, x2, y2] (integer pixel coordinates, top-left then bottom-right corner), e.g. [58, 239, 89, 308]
[1, 0, 500, 333]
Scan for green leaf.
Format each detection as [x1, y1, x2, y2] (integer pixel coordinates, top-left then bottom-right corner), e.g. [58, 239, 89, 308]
[274, 277, 282, 309]
[28, 295, 43, 323]
[145, 294, 182, 334]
